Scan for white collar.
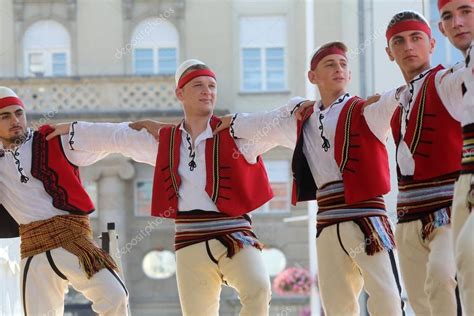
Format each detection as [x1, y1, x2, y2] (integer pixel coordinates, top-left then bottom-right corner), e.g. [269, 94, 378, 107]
[179, 119, 214, 145]
[317, 93, 351, 113]
[408, 65, 437, 85]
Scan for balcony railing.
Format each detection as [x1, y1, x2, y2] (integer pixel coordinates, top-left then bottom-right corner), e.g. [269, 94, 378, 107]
[0, 75, 180, 116]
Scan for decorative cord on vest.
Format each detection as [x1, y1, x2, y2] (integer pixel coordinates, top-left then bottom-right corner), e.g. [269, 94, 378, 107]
[185, 133, 197, 171]
[9, 130, 32, 184]
[318, 93, 349, 152]
[68, 121, 77, 150]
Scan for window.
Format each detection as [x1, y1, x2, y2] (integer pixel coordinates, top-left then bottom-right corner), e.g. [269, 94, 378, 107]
[134, 48, 154, 75]
[258, 160, 290, 213]
[240, 16, 287, 92]
[23, 20, 71, 77]
[429, 0, 463, 66]
[132, 18, 179, 75]
[52, 53, 67, 76]
[135, 180, 153, 216]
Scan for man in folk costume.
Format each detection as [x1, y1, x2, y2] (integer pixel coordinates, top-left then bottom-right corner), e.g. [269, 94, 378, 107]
[437, 0, 474, 313]
[214, 41, 405, 316]
[0, 87, 129, 316]
[47, 59, 273, 316]
[384, 10, 473, 315]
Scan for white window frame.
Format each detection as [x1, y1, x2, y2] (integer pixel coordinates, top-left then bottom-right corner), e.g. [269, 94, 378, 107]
[240, 16, 288, 92]
[241, 46, 287, 92]
[24, 49, 70, 77]
[133, 46, 178, 75]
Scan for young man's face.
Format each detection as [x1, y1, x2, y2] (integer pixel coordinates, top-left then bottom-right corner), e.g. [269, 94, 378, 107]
[439, 0, 474, 52]
[307, 54, 351, 93]
[386, 30, 435, 76]
[175, 76, 217, 117]
[0, 105, 27, 147]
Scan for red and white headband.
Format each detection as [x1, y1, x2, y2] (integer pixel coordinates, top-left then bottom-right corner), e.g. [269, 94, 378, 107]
[386, 19, 432, 43]
[438, 0, 452, 10]
[0, 87, 24, 110]
[177, 68, 216, 89]
[175, 59, 216, 89]
[310, 46, 347, 70]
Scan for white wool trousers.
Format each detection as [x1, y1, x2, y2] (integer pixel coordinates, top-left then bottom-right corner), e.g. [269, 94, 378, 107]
[20, 247, 129, 316]
[396, 222, 458, 316]
[452, 174, 474, 315]
[316, 221, 404, 316]
[175, 239, 271, 316]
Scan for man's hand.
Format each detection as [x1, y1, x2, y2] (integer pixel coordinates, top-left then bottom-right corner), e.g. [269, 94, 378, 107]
[212, 114, 234, 135]
[129, 120, 171, 140]
[293, 100, 315, 120]
[45, 123, 71, 141]
[361, 94, 381, 115]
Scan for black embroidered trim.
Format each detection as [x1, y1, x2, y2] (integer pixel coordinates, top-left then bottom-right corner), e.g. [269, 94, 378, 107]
[31, 131, 86, 214]
[403, 69, 432, 129]
[339, 98, 359, 172]
[10, 131, 32, 184]
[185, 133, 197, 171]
[290, 100, 307, 116]
[229, 114, 238, 139]
[211, 133, 220, 203]
[169, 127, 180, 198]
[12, 149, 29, 183]
[409, 75, 430, 153]
[319, 93, 349, 152]
[68, 121, 77, 150]
[318, 112, 331, 152]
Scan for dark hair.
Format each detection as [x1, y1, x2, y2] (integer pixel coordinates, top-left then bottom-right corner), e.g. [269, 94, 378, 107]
[179, 64, 210, 81]
[386, 11, 429, 32]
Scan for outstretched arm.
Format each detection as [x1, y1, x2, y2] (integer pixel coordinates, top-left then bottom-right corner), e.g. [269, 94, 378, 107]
[213, 97, 312, 152]
[47, 121, 159, 166]
[363, 86, 405, 143]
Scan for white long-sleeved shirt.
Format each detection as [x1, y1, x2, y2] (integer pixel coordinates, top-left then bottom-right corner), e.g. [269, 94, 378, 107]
[231, 91, 401, 188]
[69, 120, 276, 213]
[0, 129, 111, 224]
[396, 64, 469, 176]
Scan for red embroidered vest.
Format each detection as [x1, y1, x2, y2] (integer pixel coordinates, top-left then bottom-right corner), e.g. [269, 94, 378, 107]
[291, 96, 391, 205]
[0, 125, 95, 237]
[390, 65, 462, 180]
[31, 125, 95, 214]
[151, 116, 273, 218]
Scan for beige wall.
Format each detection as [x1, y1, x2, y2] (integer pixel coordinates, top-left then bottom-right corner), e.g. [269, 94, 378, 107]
[76, 0, 125, 75]
[0, 0, 15, 78]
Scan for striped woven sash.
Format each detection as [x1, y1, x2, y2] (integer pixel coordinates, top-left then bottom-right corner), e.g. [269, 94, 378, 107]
[175, 210, 262, 258]
[316, 181, 395, 255]
[19, 215, 117, 278]
[461, 123, 474, 174]
[397, 173, 457, 239]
